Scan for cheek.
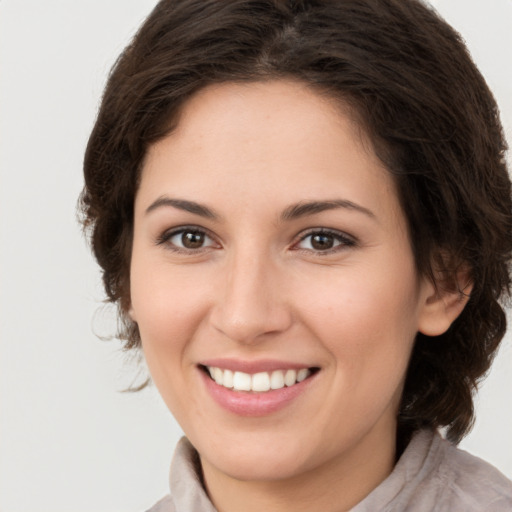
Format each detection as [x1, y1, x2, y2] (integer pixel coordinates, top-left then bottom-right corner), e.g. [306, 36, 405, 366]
[130, 263, 213, 416]
[295, 262, 421, 373]
[132, 254, 208, 326]
[129, 257, 214, 373]
[303, 275, 419, 431]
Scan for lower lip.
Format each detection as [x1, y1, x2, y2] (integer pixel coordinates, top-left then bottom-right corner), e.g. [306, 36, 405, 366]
[200, 369, 316, 416]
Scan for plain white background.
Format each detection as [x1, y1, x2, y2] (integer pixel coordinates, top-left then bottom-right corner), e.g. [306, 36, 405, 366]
[0, 1, 510, 511]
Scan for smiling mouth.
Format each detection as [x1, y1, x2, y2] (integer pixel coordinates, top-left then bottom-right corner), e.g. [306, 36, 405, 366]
[200, 365, 319, 393]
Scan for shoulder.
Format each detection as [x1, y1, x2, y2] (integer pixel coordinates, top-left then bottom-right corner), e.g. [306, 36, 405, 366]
[144, 494, 175, 512]
[143, 437, 217, 512]
[353, 429, 512, 512]
[434, 435, 512, 511]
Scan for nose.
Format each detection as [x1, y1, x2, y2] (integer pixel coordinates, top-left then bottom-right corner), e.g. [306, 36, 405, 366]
[209, 250, 293, 344]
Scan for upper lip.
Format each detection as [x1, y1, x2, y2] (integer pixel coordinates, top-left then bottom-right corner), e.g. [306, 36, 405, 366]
[199, 358, 317, 374]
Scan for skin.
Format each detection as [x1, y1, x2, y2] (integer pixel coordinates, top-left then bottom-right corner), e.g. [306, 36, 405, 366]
[129, 80, 467, 512]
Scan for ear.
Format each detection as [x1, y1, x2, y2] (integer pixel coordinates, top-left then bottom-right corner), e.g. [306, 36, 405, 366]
[417, 264, 472, 337]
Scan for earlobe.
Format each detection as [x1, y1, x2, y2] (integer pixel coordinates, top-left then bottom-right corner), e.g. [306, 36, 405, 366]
[418, 274, 472, 337]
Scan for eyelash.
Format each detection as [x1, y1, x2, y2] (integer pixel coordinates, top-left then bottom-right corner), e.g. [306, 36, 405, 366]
[156, 226, 357, 254]
[292, 228, 357, 254]
[156, 225, 218, 254]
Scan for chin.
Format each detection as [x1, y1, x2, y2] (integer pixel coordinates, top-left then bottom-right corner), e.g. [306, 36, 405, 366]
[205, 450, 309, 482]
[194, 429, 320, 482]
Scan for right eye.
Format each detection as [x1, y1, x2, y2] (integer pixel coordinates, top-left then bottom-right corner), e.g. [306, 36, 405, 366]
[158, 227, 217, 252]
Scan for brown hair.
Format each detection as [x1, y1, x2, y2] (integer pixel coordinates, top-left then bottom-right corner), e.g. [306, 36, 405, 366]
[80, 0, 512, 443]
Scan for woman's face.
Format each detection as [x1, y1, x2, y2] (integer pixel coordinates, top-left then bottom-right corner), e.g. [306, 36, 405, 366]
[130, 80, 436, 484]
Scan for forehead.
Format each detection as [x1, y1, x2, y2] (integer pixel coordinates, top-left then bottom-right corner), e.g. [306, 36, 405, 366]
[152, 80, 367, 160]
[138, 80, 402, 226]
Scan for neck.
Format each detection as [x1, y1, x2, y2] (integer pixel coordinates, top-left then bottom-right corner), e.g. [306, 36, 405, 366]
[200, 422, 397, 512]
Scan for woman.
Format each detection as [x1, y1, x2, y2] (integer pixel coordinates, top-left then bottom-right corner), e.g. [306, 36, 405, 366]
[80, 0, 512, 510]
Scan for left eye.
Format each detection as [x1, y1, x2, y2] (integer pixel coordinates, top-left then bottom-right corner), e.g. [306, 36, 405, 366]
[295, 231, 354, 252]
[165, 228, 216, 250]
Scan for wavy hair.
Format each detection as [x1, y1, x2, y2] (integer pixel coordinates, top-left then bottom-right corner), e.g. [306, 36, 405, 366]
[80, 0, 512, 443]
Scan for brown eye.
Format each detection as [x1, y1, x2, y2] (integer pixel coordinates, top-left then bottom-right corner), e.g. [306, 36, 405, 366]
[164, 228, 216, 251]
[295, 230, 356, 253]
[310, 233, 335, 250]
[181, 231, 205, 249]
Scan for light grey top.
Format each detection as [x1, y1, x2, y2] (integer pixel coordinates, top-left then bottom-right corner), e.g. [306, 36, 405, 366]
[146, 429, 512, 512]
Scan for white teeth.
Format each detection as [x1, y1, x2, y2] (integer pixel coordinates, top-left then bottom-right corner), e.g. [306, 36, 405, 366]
[270, 370, 285, 390]
[223, 369, 234, 389]
[233, 371, 252, 391]
[252, 372, 271, 392]
[206, 366, 313, 392]
[284, 369, 297, 387]
[297, 368, 310, 382]
[213, 367, 223, 385]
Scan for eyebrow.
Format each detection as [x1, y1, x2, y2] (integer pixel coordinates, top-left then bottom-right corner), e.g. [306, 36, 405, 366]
[145, 197, 219, 219]
[145, 196, 376, 222]
[281, 199, 376, 221]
